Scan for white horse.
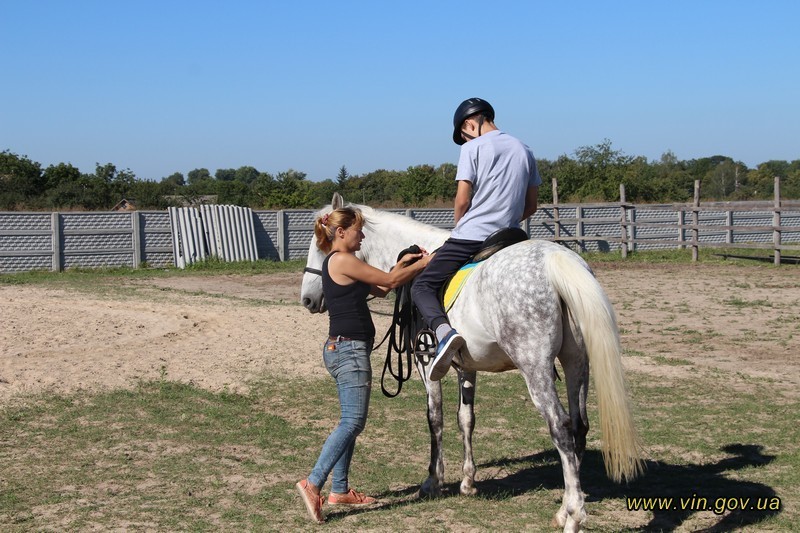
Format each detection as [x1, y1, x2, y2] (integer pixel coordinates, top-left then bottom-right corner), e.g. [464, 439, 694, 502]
[300, 194, 644, 532]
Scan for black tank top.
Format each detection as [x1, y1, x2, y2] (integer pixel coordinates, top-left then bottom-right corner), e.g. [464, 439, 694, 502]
[322, 252, 375, 341]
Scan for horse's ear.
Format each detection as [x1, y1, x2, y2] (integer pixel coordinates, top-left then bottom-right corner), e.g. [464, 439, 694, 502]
[332, 192, 344, 210]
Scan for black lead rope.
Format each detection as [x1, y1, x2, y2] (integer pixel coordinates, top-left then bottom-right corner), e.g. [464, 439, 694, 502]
[377, 280, 418, 397]
[376, 245, 426, 398]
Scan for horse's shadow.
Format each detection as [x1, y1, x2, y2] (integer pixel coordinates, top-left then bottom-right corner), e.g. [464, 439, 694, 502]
[466, 443, 778, 531]
[330, 444, 780, 531]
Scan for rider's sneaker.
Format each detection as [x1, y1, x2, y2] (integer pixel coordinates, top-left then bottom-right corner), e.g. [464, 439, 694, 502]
[428, 329, 464, 381]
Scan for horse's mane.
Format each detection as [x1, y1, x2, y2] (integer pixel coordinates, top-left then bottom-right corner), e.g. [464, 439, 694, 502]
[317, 202, 447, 235]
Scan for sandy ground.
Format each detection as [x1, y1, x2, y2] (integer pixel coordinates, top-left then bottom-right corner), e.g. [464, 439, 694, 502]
[1, 263, 799, 404]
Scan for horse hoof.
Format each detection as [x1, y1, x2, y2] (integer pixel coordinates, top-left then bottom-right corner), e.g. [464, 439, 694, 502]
[553, 511, 585, 533]
[418, 479, 441, 499]
[459, 483, 478, 496]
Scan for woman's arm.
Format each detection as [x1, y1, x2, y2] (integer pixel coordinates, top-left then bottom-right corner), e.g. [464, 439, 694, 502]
[330, 251, 430, 295]
[369, 251, 431, 296]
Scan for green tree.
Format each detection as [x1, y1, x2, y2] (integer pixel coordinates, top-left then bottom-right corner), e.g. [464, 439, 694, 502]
[745, 160, 790, 198]
[0, 151, 45, 209]
[431, 163, 458, 203]
[308, 179, 338, 206]
[251, 172, 276, 207]
[399, 165, 437, 204]
[129, 179, 173, 209]
[702, 158, 747, 200]
[43, 163, 83, 209]
[187, 168, 213, 187]
[44, 163, 114, 210]
[263, 169, 316, 208]
[652, 151, 693, 201]
[162, 172, 186, 188]
[336, 165, 350, 188]
[359, 169, 404, 205]
[216, 179, 252, 205]
[234, 166, 259, 185]
[215, 168, 236, 182]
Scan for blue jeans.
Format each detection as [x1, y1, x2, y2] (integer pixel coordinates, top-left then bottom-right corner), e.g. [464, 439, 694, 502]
[308, 338, 372, 493]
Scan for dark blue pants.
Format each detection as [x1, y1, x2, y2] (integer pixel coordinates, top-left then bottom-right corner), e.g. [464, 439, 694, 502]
[411, 237, 482, 331]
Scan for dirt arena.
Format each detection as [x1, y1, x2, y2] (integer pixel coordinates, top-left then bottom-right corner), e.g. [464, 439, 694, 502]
[1, 262, 799, 403]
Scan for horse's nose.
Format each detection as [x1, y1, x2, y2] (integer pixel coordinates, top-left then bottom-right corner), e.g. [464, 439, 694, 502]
[302, 297, 312, 309]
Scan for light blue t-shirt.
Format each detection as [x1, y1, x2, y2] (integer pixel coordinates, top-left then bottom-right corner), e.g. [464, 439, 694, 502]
[450, 130, 542, 241]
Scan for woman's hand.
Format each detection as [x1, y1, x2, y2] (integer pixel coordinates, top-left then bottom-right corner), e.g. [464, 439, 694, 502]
[397, 252, 424, 266]
[397, 246, 430, 267]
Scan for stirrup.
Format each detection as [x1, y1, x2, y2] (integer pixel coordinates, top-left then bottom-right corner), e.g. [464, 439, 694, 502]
[414, 328, 437, 362]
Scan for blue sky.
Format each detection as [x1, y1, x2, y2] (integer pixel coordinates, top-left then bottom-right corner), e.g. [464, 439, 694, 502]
[2, 1, 798, 182]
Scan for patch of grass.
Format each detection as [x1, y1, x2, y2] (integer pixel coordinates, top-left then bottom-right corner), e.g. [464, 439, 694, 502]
[582, 246, 793, 267]
[2, 363, 797, 531]
[0, 259, 306, 288]
[724, 297, 774, 309]
[650, 355, 694, 366]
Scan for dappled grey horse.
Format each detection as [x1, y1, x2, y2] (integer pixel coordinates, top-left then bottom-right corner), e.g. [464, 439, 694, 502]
[301, 194, 643, 532]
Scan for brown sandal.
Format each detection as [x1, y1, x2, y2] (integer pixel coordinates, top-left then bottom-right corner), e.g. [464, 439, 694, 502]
[296, 479, 325, 523]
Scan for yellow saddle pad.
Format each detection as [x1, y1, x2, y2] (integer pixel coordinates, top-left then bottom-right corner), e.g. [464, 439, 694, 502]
[443, 262, 480, 312]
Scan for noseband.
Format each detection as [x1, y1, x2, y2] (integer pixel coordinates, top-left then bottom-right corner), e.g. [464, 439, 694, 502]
[303, 267, 322, 276]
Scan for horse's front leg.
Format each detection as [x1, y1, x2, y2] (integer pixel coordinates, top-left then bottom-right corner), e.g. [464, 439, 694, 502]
[418, 360, 445, 497]
[457, 369, 478, 496]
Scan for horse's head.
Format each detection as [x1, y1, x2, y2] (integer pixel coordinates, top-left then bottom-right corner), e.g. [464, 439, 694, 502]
[300, 192, 345, 313]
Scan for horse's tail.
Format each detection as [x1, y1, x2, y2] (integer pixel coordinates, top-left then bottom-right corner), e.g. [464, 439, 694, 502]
[545, 249, 644, 483]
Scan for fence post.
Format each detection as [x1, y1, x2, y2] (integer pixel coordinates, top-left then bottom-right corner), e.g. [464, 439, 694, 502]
[692, 180, 700, 262]
[277, 210, 288, 261]
[629, 206, 637, 253]
[774, 176, 781, 266]
[552, 178, 561, 242]
[51, 212, 62, 272]
[619, 184, 627, 258]
[726, 210, 734, 245]
[576, 205, 584, 252]
[132, 211, 142, 268]
[677, 209, 685, 249]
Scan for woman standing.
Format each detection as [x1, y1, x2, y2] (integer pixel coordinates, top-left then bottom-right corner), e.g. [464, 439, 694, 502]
[296, 206, 430, 523]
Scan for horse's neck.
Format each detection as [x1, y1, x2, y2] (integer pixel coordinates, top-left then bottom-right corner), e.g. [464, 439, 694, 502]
[359, 207, 449, 270]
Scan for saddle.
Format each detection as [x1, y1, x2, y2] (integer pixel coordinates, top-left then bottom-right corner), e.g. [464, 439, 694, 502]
[443, 227, 528, 311]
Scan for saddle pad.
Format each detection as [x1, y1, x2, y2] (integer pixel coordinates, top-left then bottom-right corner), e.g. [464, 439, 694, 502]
[443, 261, 479, 312]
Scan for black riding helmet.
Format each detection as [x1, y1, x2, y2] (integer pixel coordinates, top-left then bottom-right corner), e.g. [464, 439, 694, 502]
[452, 97, 495, 145]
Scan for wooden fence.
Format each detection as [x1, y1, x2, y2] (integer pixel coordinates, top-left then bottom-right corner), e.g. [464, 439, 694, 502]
[547, 177, 800, 265]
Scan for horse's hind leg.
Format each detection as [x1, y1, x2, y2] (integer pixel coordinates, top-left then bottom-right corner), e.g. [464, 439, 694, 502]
[558, 304, 590, 462]
[518, 359, 586, 532]
[457, 369, 478, 496]
[417, 360, 445, 497]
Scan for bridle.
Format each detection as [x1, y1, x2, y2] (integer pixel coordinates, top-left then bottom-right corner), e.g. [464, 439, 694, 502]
[303, 267, 322, 276]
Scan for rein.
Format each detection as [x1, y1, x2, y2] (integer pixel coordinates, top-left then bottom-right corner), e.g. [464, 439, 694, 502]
[374, 278, 423, 398]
